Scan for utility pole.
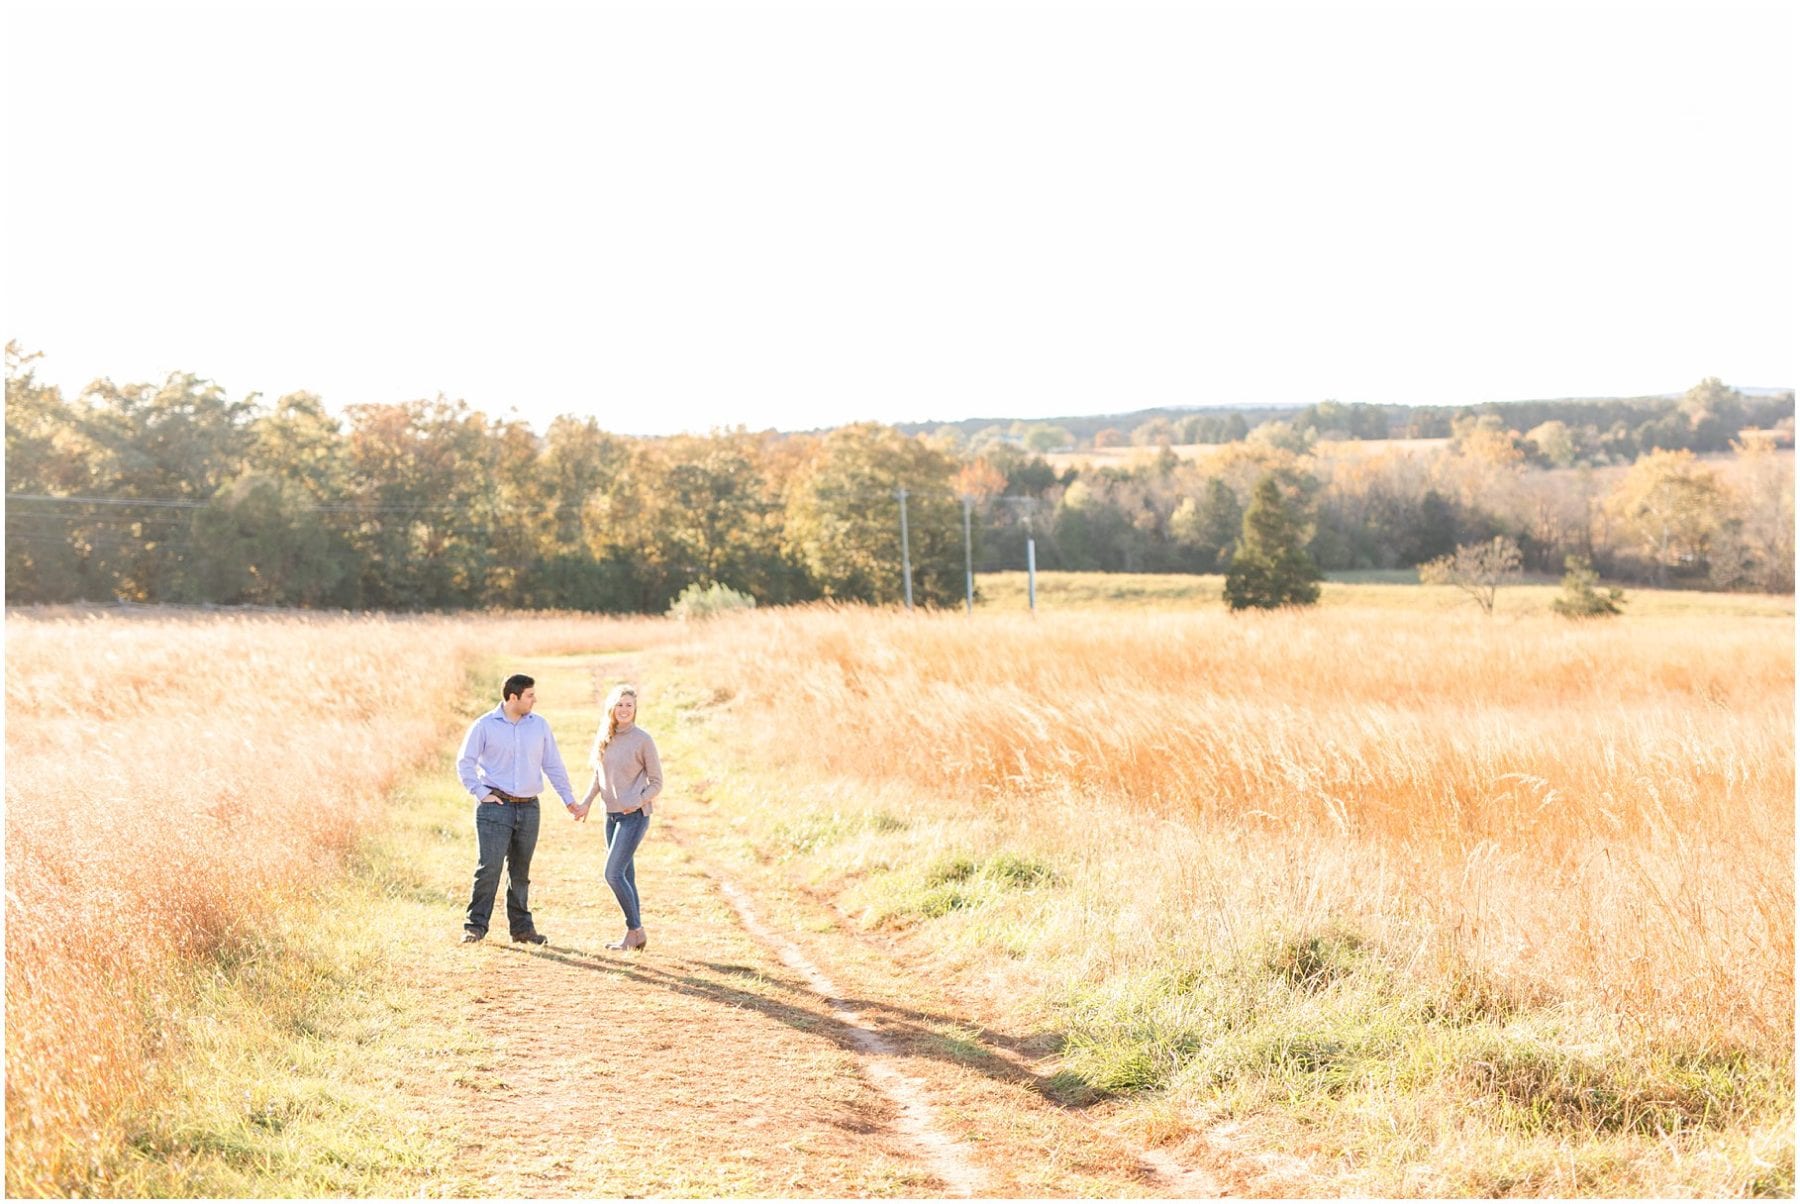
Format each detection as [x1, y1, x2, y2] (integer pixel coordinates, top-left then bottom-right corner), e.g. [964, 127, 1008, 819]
[1024, 511, 1037, 616]
[897, 487, 914, 611]
[961, 494, 974, 615]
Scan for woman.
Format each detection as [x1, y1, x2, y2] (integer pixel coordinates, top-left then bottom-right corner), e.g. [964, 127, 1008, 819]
[579, 683, 662, 951]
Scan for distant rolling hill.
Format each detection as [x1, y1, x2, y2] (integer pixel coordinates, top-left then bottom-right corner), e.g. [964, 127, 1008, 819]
[893, 387, 1793, 447]
[894, 403, 1301, 444]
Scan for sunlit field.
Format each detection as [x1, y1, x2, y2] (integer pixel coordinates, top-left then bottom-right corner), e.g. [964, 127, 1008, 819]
[671, 602, 1795, 1194]
[2, 608, 671, 1195]
[975, 569, 1799, 617]
[6, 594, 1792, 1196]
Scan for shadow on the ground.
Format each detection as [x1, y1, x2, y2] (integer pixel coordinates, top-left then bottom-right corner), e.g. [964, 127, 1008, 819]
[499, 942, 1096, 1107]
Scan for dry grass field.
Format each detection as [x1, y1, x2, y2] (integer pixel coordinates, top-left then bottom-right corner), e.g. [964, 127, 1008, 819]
[2, 608, 672, 1195]
[668, 603, 1794, 1194]
[973, 569, 1798, 616]
[5, 592, 1792, 1196]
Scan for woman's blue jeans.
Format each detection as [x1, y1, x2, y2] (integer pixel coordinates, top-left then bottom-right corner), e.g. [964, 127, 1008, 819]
[604, 809, 650, 930]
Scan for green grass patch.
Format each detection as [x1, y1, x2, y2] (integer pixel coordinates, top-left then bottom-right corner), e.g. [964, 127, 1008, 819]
[1053, 919, 1793, 1157]
[1461, 1038, 1781, 1137]
[1264, 924, 1365, 992]
[765, 808, 908, 858]
[858, 850, 1061, 924]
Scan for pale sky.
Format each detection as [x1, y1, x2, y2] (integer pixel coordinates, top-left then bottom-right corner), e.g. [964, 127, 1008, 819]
[4, 0, 1793, 437]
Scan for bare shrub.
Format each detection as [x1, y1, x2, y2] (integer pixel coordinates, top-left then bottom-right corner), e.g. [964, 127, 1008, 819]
[1419, 535, 1524, 615]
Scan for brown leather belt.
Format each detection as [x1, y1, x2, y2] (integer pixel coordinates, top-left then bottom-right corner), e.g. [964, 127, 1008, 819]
[489, 788, 538, 805]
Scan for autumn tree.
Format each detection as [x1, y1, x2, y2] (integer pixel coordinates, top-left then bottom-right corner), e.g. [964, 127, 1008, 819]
[230, 391, 363, 603]
[535, 416, 628, 548]
[1047, 480, 1134, 571]
[1169, 478, 1240, 571]
[4, 344, 93, 601]
[784, 423, 962, 605]
[1451, 414, 1525, 470]
[1247, 419, 1315, 456]
[953, 457, 1006, 504]
[1130, 416, 1176, 447]
[1607, 449, 1727, 583]
[76, 372, 256, 600]
[511, 415, 635, 609]
[1678, 377, 1746, 449]
[1715, 433, 1795, 593]
[250, 392, 348, 499]
[1525, 419, 1580, 468]
[340, 398, 497, 608]
[635, 431, 798, 604]
[480, 415, 552, 601]
[189, 473, 348, 605]
[1020, 423, 1074, 453]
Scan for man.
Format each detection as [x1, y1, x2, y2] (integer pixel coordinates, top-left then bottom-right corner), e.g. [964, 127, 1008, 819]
[457, 673, 579, 944]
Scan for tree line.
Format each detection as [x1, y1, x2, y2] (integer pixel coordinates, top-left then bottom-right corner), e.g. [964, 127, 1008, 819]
[908, 382, 1795, 458]
[5, 344, 1793, 610]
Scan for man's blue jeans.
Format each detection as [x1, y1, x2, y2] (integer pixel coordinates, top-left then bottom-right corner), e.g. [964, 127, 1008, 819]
[466, 801, 540, 938]
[604, 809, 650, 930]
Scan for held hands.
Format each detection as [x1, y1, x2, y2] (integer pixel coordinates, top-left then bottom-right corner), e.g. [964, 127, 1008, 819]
[566, 799, 653, 823]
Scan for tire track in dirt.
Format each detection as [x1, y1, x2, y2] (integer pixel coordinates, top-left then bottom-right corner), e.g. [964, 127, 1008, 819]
[710, 875, 987, 1197]
[667, 824, 1226, 1198]
[777, 880, 1236, 1199]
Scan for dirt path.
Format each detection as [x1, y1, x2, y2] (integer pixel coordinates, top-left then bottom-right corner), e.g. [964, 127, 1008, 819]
[394, 652, 1232, 1197]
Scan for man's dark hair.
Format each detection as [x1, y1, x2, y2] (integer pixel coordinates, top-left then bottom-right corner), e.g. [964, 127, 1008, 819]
[502, 674, 535, 701]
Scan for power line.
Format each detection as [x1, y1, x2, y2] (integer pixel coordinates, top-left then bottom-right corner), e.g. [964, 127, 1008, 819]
[4, 492, 488, 514]
[6, 485, 1016, 513]
[6, 493, 209, 509]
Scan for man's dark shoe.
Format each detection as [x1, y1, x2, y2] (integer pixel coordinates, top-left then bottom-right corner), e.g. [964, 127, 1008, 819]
[462, 930, 486, 943]
[512, 931, 548, 945]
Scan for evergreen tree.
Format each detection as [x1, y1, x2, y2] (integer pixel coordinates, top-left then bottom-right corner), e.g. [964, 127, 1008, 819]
[1551, 555, 1625, 618]
[1224, 474, 1322, 610]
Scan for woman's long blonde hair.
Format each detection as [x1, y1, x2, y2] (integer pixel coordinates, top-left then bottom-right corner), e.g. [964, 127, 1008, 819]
[590, 683, 639, 768]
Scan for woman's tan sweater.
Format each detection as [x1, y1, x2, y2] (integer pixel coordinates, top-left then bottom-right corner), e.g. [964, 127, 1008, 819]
[594, 725, 662, 814]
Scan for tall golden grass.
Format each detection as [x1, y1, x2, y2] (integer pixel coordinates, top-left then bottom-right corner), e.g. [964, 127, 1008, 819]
[7, 599, 1790, 1194]
[3, 608, 669, 1195]
[676, 605, 1794, 1056]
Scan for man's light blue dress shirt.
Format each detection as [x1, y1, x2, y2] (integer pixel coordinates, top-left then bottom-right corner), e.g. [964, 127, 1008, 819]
[457, 706, 577, 805]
